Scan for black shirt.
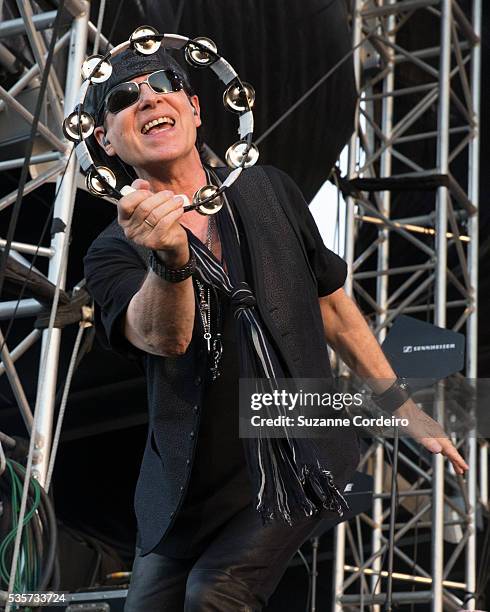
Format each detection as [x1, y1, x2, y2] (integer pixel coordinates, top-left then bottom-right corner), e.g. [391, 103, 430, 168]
[155, 294, 253, 557]
[84, 167, 347, 365]
[83, 165, 350, 556]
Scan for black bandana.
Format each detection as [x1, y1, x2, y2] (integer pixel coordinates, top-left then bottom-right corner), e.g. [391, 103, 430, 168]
[82, 48, 194, 185]
[84, 47, 193, 127]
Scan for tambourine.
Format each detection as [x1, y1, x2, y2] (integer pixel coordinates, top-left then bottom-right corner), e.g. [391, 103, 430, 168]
[63, 26, 258, 215]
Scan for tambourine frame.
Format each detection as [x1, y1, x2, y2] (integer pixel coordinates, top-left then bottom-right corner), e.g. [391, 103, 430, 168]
[65, 28, 258, 214]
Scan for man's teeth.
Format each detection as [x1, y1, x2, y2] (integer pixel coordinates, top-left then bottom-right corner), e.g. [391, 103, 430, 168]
[142, 117, 175, 134]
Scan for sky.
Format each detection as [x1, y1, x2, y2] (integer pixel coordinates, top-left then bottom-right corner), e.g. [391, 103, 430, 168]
[309, 146, 347, 257]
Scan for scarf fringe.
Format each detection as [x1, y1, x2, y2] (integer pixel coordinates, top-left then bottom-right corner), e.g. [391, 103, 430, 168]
[300, 462, 349, 517]
[253, 440, 349, 526]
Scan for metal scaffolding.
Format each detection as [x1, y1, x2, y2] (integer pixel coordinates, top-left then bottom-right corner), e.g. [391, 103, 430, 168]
[0, 2, 113, 603]
[333, 1, 484, 610]
[0, 0, 101, 485]
[0, 0, 486, 609]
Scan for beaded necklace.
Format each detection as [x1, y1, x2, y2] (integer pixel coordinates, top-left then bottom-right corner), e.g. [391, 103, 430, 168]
[195, 214, 222, 380]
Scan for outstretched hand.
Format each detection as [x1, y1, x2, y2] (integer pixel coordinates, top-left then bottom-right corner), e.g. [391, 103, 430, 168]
[116, 178, 189, 265]
[394, 401, 469, 475]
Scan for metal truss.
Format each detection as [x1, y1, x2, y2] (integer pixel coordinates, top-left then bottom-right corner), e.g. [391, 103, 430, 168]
[333, 1, 484, 610]
[0, 1, 114, 483]
[0, 3, 116, 601]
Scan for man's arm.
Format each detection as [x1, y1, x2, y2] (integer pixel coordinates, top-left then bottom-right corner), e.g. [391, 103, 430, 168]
[119, 179, 195, 357]
[124, 252, 195, 357]
[319, 287, 469, 474]
[320, 288, 395, 383]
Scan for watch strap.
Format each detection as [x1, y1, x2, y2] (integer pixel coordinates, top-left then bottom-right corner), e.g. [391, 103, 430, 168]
[149, 249, 196, 283]
[374, 378, 412, 413]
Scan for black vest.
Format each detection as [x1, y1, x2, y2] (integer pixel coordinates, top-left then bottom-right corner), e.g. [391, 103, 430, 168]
[97, 166, 359, 555]
[216, 165, 332, 379]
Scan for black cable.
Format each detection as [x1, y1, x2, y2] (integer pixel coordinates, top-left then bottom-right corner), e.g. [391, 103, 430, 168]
[50, 552, 60, 591]
[3, 171, 52, 210]
[35, 484, 57, 592]
[369, 439, 400, 600]
[29, 502, 43, 581]
[35, 493, 49, 568]
[60, 522, 127, 570]
[173, 0, 186, 32]
[62, 522, 135, 562]
[475, 511, 490, 605]
[295, 547, 312, 612]
[335, 173, 342, 254]
[408, 438, 425, 612]
[87, 539, 103, 588]
[384, 428, 399, 612]
[9, 462, 58, 592]
[46, 486, 60, 592]
[255, 32, 373, 146]
[331, 164, 345, 256]
[0, 0, 66, 303]
[107, 0, 126, 45]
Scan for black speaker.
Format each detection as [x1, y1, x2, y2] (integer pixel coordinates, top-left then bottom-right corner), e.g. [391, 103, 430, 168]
[381, 315, 465, 380]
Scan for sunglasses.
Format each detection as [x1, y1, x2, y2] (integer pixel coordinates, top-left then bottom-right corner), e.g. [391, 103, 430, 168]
[104, 69, 185, 115]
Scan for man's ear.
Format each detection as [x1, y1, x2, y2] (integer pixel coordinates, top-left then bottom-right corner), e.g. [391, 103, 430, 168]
[189, 94, 202, 128]
[94, 126, 115, 156]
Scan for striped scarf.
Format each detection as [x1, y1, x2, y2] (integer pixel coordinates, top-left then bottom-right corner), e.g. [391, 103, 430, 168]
[187, 175, 348, 525]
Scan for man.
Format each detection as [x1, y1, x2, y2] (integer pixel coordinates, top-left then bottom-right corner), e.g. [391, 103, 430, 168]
[83, 47, 468, 611]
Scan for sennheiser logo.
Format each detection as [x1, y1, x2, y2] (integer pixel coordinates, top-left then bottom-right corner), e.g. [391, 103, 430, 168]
[403, 343, 456, 353]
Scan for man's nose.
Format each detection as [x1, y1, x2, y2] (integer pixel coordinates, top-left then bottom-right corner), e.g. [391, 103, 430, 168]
[137, 82, 161, 109]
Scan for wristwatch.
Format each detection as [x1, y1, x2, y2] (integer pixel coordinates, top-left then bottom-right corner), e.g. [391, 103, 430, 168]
[374, 378, 412, 413]
[148, 249, 196, 283]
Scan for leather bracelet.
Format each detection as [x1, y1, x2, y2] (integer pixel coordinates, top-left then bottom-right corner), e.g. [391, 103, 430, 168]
[148, 249, 196, 283]
[373, 378, 412, 413]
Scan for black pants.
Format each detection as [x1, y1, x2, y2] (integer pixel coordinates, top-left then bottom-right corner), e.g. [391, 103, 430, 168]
[124, 503, 333, 611]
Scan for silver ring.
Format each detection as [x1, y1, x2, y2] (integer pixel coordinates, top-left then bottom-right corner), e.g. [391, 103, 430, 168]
[143, 218, 155, 229]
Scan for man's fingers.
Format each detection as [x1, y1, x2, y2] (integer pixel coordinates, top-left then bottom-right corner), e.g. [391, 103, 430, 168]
[142, 205, 186, 251]
[439, 439, 469, 473]
[131, 191, 176, 223]
[149, 197, 185, 230]
[117, 189, 154, 222]
[421, 437, 442, 453]
[153, 205, 185, 232]
[422, 436, 469, 474]
[140, 195, 184, 228]
[119, 190, 175, 224]
[131, 178, 152, 191]
[399, 406, 469, 474]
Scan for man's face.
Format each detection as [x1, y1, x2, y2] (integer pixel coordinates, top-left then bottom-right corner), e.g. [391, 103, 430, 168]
[94, 72, 202, 172]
